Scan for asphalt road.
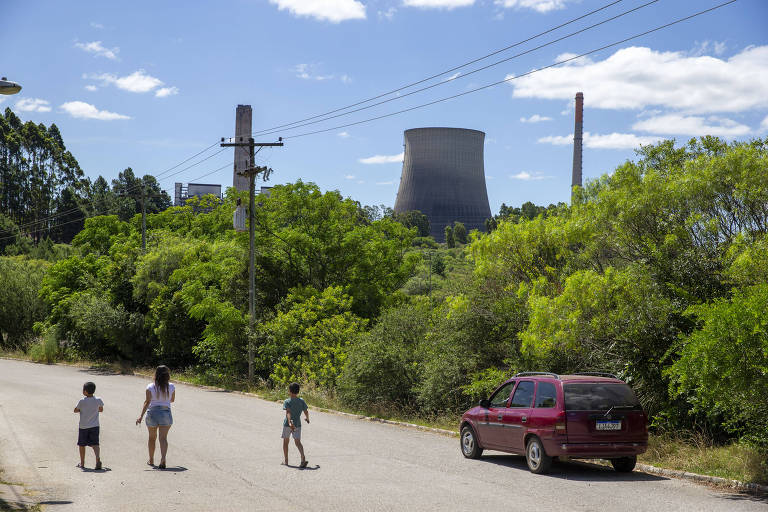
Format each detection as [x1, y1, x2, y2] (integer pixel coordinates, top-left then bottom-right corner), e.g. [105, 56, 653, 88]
[0, 359, 765, 512]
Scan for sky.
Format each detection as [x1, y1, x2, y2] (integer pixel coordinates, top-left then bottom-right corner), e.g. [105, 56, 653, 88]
[2, 0, 768, 214]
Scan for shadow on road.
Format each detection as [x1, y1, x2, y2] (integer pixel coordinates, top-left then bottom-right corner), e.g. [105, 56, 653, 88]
[38, 501, 74, 506]
[143, 466, 188, 473]
[480, 454, 667, 482]
[716, 491, 768, 504]
[78, 366, 121, 376]
[80, 466, 112, 473]
[284, 464, 320, 471]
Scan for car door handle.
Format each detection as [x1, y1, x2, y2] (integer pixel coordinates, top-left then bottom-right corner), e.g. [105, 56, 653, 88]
[521, 416, 527, 423]
[497, 414, 503, 421]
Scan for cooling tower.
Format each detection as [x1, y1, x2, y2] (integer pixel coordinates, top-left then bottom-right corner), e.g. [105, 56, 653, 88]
[393, 127, 491, 242]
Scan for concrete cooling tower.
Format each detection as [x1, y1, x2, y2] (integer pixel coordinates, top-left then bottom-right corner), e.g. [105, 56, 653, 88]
[393, 127, 491, 241]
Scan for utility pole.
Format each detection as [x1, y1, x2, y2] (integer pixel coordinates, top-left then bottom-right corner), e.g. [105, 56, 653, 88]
[140, 185, 147, 253]
[220, 136, 283, 381]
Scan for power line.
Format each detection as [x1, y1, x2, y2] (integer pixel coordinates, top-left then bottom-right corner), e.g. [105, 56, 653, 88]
[9, 144, 225, 233]
[0, 159, 234, 243]
[280, 0, 738, 140]
[251, 0, 629, 135]
[252, 0, 660, 138]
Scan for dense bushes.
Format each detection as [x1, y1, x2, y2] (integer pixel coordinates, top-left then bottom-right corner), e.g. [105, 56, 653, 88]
[1, 136, 766, 450]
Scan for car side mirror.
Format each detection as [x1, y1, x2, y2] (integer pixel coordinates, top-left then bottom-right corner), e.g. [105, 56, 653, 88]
[479, 399, 490, 409]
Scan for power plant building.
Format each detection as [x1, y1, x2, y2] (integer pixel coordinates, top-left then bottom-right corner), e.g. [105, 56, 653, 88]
[393, 127, 491, 241]
[174, 182, 222, 206]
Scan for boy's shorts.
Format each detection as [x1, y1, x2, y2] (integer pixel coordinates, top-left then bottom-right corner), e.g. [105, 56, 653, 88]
[281, 426, 301, 440]
[77, 426, 100, 446]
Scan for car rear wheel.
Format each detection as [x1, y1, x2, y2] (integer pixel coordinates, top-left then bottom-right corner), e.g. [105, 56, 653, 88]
[460, 425, 483, 459]
[611, 456, 637, 473]
[525, 436, 552, 474]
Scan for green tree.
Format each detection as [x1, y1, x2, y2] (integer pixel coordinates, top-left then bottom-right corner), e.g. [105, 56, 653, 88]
[444, 225, 454, 248]
[453, 222, 467, 244]
[0, 257, 49, 347]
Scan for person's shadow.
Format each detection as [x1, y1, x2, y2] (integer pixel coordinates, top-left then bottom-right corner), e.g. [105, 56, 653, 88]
[284, 463, 320, 470]
[143, 466, 189, 472]
[80, 466, 112, 473]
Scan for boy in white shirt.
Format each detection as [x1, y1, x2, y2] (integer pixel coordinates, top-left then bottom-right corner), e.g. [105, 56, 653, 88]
[74, 381, 104, 470]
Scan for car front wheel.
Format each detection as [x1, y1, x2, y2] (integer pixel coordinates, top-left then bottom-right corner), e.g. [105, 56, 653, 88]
[460, 425, 483, 459]
[611, 456, 637, 473]
[525, 436, 552, 474]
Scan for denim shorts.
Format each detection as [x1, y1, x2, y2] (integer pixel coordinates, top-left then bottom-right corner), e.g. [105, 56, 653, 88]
[145, 407, 173, 427]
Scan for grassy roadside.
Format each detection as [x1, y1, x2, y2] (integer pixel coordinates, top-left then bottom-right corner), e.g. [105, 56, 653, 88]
[0, 470, 40, 512]
[3, 351, 767, 486]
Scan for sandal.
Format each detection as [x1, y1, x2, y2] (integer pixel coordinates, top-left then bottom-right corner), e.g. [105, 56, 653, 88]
[95, 461, 102, 470]
[158, 462, 166, 469]
[299, 460, 308, 469]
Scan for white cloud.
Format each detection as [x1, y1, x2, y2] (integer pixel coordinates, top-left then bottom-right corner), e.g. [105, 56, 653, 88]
[14, 98, 51, 112]
[510, 46, 768, 114]
[761, 115, 768, 132]
[444, 72, 461, 82]
[376, 180, 396, 185]
[359, 152, 404, 164]
[378, 7, 397, 19]
[345, 174, 356, 179]
[84, 85, 98, 92]
[338, 131, 350, 138]
[403, 0, 474, 10]
[60, 101, 130, 120]
[510, 171, 551, 180]
[538, 132, 663, 150]
[90, 22, 104, 29]
[155, 86, 179, 98]
[520, 114, 551, 123]
[495, 0, 573, 13]
[691, 40, 727, 57]
[294, 63, 336, 81]
[75, 41, 119, 60]
[0, 98, 6, 105]
[632, 115, 750, 137]
[269, 0, 366, 22]
[86, 70, 164, 93]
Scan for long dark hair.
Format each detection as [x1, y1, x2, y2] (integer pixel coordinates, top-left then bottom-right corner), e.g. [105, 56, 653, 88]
[154, 365, 171, 397]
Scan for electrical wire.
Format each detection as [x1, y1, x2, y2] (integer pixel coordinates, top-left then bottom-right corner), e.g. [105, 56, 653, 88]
[251, 0, 660, 137]
[280, 0, 738, 140]
[8, 143, 225, 233]
[250, 0, 629, 135]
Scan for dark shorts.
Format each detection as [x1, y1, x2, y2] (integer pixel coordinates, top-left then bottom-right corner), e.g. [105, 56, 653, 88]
[77, 426, 100, 446]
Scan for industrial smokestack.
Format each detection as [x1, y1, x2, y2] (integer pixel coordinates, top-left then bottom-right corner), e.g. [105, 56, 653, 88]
[233, 105, 252, 193]
[393, 127, 491, 241]
[572, 92, 583, 191]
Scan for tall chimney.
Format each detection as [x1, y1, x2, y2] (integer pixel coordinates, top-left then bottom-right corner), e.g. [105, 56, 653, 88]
[234, 105, 252, 193]
[571, 92, 583, 191]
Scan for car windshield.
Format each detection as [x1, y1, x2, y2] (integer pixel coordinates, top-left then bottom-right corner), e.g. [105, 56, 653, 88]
[563, 383, 640, 411]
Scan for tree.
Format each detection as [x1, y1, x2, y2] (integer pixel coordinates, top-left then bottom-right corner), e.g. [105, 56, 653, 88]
[453, 222, 467, 244]
[393, 210, 430, 237]
[0, 257, 49, 347]
[444, 225, 455, 248]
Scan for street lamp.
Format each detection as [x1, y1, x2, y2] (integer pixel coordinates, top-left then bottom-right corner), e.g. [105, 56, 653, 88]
[0, 77, 22, 95]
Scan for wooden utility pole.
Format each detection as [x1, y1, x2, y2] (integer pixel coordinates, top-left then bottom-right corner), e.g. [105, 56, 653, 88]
[220, 136, 283, 381]
[140, 185, 147, 253]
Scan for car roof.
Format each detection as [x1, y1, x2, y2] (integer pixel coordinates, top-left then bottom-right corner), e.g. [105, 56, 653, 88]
[504, 375, 625, 384]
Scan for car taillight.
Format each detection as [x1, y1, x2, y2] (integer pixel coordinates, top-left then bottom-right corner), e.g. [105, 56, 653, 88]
[555, 411, 567, 435]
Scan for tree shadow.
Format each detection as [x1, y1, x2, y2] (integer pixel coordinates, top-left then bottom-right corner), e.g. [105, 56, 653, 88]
[78, 366, 120, 376]
[714, 490, 768, 504]
[480, 454, 668, 482]
[37, 501, 74, 505]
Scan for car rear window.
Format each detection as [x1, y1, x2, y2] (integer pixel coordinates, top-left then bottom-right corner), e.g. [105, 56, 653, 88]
[563, 383, 640, 411]
[534, 381, 557, 408]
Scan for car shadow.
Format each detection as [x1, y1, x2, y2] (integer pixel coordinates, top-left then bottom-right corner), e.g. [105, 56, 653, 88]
[480, 454, 667, 482]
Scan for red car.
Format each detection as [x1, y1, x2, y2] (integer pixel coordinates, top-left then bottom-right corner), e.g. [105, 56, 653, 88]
[460, 372, 647, 474]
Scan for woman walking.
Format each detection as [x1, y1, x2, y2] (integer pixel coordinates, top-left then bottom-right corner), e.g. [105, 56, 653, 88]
[136, 365, 175, 469]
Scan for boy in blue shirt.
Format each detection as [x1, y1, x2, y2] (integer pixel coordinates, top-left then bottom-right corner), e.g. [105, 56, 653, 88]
[281, 382, 309, 468]
[74, 381, 104, 470]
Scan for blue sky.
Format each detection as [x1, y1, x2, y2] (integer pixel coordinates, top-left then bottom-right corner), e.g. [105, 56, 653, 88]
[2, 0, 767, 213]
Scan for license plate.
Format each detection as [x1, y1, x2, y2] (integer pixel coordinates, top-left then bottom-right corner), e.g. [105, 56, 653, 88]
[596, 420, 622, 431]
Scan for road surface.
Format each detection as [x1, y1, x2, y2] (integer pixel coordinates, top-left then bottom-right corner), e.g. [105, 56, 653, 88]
[0, 359, 765, 511]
